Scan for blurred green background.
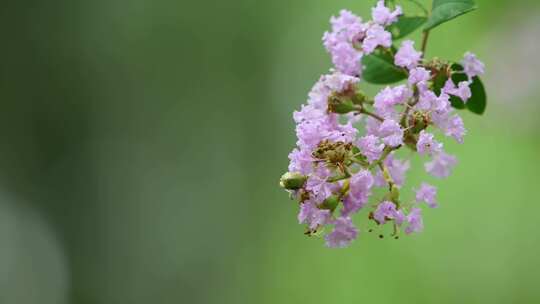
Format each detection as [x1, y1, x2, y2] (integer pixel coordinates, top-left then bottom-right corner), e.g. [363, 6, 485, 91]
[0, 0, 539, 303]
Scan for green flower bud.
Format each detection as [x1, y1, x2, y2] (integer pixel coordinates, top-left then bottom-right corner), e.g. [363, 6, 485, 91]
[351, 90, 368, 105]
[327, 94, 356, 114]
[409, 111, 430, 133]
[279, 172, 307, 190]
[320, 195, 340, 211]
[403, 132, 418, 151]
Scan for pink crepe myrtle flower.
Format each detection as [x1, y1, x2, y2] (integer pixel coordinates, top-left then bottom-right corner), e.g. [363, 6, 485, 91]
[374, 85, 412, 117]
[298, 200, 331, 230]
[417, 131, 443, 156]
[425, 151, 458, 178]
[325, 217, 358, 248]
[443, 114, 466, 144]
[371, 0, 402, 26]
[415, 183, 438, 208]
[443, 79, 472, 102]
[405, 208, 424, 234]
[395, 40, 422, 70]
[378, 119, 404, 147]
[357, 135, 384, 162]
[462, 52, 485, 79]
[408, 67, 431, 92]
[362, 23, 392, 54]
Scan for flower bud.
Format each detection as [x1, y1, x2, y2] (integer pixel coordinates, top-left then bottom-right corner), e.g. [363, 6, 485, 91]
[408, 111, 429, 133]
[313, 141, 353, 166]
[279, 172, 307, 190]
[327, 94, 356, 114]
[320, 195, 340, 211]
[403, 131, 418, 151]
[351, 91, 368, 105]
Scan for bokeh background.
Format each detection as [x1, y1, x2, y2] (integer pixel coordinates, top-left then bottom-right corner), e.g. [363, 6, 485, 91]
[0, 0, 539, 303]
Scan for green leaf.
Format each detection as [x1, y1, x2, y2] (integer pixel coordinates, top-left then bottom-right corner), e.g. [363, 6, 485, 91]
[449, 67, 467, 109]
[432, 70, 447, 96]
[449, 96, 466, 109]
[435, 64, 486, 114]
[362, 50, 407, 84]
[466, 76, 486, 114]
[424, 0, 477, 31]
[389, 16, 427, 39]
[405, 0, 429, 15]
[452, 64, 486, 114]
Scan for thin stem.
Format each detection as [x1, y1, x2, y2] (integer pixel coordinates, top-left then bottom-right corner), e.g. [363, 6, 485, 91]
[356, 106, 384, 122]
[380, 146, 397, 164]
[399, 95, 419, 127]
[420, 30, 430, 58]
[369, 145, 399, 170]
[327, 175, 347, 183]
[342, 165, 352, 178]
[351, 158, 369, 168]
[338, 179, 350, 200]
[399, 83, 421, 127]
[377, 160, 401, 236]
[378, 162, 400, 207]
[327, 170, 351, 183]
[378, 163, 395, 191]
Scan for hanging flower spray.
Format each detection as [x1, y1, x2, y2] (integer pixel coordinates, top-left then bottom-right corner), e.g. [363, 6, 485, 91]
[280, 0, 486, 247]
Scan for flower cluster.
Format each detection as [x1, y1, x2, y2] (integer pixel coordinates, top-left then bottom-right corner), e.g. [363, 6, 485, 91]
[323, 3, 401, 76]
[280, 1, 485, 248]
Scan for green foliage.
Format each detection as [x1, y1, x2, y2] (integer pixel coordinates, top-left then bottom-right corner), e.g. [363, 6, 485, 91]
[448, 69, 468, 109]
[321, 195, 339, 211]
[433, 64, 487, 114]
[451, 63, 487, 114]
[432, 69, 448, 96]
[466, 77, 486, 114]
[328, 96, 356, 114]
[389, 16, 427, 39]
[362, 49, 407, 84]
[424, 0, 477, 31]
